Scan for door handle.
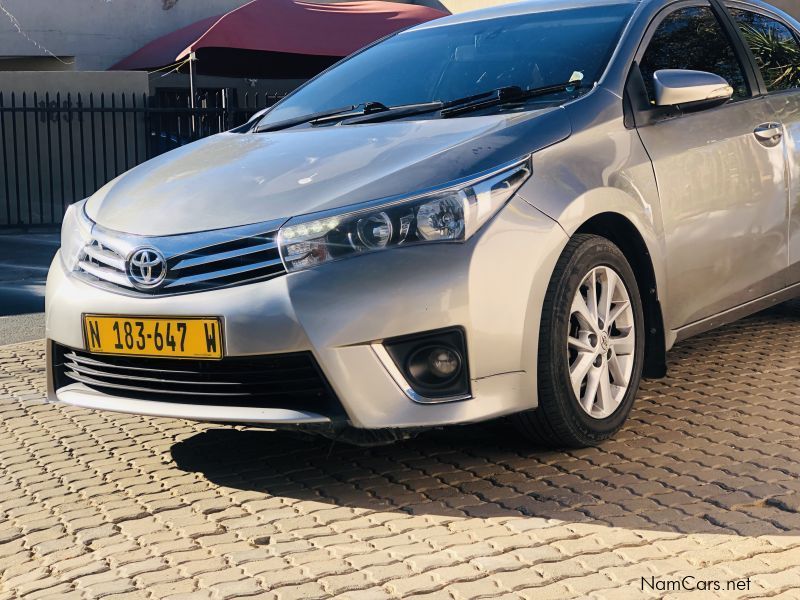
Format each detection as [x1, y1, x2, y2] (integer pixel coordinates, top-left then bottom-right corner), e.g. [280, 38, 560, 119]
[754, 122, 783, 147]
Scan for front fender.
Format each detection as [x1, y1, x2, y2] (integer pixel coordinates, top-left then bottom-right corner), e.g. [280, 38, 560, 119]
[516, 107, 673, 347]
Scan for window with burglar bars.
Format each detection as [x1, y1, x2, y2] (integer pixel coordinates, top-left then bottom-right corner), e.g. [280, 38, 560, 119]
[0, 90, 283, 227]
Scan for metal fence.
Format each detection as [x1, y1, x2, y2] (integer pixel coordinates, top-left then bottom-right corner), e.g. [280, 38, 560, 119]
[0, 90, 284, 228]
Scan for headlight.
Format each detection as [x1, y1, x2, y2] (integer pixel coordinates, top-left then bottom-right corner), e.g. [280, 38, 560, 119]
[278, 158, 531, 272]
[60, 199, 93, 272]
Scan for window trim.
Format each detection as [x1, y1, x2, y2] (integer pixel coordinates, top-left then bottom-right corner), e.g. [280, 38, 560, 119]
[623, 0, 762, 128]
[724, 0, 800, 96]
[634, 0, 758, 99]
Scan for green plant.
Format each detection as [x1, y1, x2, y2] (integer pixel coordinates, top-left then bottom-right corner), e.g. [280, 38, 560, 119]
[741, 24, 800, 90]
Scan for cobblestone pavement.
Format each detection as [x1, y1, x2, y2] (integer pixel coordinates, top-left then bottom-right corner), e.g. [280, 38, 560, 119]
[0, 301, 799, 600]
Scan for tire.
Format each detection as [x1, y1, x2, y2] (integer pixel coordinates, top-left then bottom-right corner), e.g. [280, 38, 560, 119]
[513, 234, 646, 448]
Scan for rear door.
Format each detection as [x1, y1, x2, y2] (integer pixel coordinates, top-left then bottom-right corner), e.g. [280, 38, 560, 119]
[633, 1, 790, 329]
[728, 2, 800, 288]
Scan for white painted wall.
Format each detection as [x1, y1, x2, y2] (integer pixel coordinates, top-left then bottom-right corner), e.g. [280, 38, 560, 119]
[0, 0, 253, 70]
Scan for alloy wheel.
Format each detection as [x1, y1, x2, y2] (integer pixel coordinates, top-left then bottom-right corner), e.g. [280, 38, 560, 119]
[567, 265, 636, 419]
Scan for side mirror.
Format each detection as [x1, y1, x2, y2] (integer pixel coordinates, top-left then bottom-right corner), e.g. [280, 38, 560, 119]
[653, 69, 734, 108]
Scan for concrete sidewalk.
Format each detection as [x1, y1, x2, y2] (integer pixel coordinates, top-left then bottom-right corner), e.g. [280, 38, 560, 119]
[0, 232, 59, 345]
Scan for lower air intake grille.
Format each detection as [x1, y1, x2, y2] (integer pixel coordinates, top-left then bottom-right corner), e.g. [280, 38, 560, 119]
[53, 344, 345, 419]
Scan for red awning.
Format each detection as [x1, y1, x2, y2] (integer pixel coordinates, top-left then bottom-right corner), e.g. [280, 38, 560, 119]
[111, 0, 448, 72]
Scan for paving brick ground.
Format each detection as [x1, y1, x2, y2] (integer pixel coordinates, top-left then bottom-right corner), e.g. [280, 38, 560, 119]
[0, 300, 799, 599]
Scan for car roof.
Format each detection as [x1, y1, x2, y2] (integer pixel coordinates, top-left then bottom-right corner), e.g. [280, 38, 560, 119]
[409, 0, 641, 31]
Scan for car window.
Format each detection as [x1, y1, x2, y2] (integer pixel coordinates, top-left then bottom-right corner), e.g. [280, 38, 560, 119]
[730, 8, 800, 92]
[640, 6, 749, 103]
[257, 4, 635, 127]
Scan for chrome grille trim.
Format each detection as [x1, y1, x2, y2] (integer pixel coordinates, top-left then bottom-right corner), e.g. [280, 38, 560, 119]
[171, 241, 278, 271]
[74, 217, 288, 296]
[64, 370, 249, 397]
[66, 364, 242, 390]
[77, 259, 133, 288]
[64, 351, 318, 379]
[53, 345, 347, 417]
[83, 242, 126, 271]
[163, 257, 283, 289]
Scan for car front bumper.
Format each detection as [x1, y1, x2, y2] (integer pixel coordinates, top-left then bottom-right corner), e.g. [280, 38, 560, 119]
[46, 197, 568, 429]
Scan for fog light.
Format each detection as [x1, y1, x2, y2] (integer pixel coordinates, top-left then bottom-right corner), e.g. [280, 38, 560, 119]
[430, 349, 460, 377]
[408, 346, 462, 386]
[384, 327, 470, 400]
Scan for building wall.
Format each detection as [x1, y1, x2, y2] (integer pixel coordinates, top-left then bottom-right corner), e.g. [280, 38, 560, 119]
[0, 57, 75, 71]
[0, 0, 253, 71]
[1, 0, 797, 73]
[0, 71, 148, 97]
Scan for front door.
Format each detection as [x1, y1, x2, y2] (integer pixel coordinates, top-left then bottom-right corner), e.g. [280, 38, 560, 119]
[634, 2, 789, 329]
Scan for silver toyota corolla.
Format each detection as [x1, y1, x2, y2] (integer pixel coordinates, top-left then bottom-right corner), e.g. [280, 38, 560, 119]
[47, 0, 800, 447]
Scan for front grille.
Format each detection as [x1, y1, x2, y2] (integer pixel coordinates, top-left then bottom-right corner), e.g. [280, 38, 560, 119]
[75, 219, 287, 296]
[52, 344, 345, 419]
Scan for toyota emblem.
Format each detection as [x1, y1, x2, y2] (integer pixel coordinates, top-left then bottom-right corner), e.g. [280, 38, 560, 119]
[127, 247, 167, 290]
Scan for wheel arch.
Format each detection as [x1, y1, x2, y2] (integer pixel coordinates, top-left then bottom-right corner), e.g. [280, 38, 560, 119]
[575, 212, 667, 378]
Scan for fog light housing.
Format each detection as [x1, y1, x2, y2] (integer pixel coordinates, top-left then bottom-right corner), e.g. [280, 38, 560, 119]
[384, 328, 470, 401]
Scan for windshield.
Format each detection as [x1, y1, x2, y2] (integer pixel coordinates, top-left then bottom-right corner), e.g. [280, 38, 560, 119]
[257, 4, 634, 128]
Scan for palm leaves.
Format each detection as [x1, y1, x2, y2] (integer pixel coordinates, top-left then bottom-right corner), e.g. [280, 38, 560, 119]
[740, 23, 800, 90]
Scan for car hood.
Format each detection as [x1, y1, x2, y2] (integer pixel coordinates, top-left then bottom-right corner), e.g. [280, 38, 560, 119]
[86, 107, 571, 236]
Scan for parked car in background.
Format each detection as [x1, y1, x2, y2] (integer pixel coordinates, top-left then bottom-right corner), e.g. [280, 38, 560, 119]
[48, 0, 800, 447]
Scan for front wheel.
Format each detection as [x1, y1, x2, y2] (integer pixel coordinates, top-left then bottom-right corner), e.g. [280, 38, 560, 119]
[513, 234, 645, 448]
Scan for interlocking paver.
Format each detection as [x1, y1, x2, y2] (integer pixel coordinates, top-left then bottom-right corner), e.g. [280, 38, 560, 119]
[0, 301, 799, 599]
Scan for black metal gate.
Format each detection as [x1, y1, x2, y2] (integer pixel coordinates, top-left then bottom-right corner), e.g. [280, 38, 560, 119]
[0, 90, 283, 227]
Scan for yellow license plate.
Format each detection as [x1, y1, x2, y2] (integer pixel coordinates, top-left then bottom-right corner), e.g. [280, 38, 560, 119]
[83, 315, 223, 359]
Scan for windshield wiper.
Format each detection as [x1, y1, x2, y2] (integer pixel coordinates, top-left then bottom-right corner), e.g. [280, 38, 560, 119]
[329, 84, 579, 126]
[254, 101, 422, 132]
[440, 81, 588, 118]
[335, 101, 445, 126]
[253, 104, 358, 133]
[255, 100, 448, 131]
[253, 82, 586, 132]
[332, 83, 584, 125]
